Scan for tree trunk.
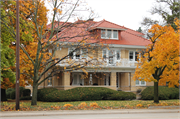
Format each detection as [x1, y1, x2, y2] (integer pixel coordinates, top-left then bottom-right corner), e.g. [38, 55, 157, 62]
[154, 81, 159, 103]
[31, 84, 38, 105]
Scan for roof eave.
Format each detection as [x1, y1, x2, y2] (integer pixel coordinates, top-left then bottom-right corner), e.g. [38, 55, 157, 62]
[88, 27, 127, 31]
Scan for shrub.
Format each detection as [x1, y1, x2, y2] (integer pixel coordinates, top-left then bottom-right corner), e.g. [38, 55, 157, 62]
[141, 86, 179, 100]
[109, 91, 136, 100]
[7, 87, 28, 99]
[23, 89, 31, 97]
[19, 86, 25, 97]
[6, 88, 14, 99]
[10, 90, 16, 99]
[20, 96, 32, 100]
[37, 88, 58, 101]
[38, 87, 136, 102]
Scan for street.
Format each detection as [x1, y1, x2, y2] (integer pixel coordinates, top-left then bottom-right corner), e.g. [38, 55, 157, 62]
[1, 113, 179, 119]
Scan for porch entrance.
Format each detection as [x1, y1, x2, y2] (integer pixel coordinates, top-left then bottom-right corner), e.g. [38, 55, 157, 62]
[72, 73, 84, 85]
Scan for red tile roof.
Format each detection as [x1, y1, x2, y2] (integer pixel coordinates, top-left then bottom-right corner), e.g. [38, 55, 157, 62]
[48, 20, 150, 46]
[89, 19, 126, 31]
[46, 21, 71, 30]
[101, 31, 150, 46]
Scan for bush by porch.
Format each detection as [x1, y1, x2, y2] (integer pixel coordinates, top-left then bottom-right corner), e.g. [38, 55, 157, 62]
[37, 87, 136, 102]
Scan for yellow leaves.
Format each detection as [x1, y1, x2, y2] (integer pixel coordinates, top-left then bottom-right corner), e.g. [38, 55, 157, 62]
[63, 104, 73, 107]
[90, 102, 99, 107]
[136, 104, 142, 107]
[78, 102, 87, 107]
[134, 20, 179, 87]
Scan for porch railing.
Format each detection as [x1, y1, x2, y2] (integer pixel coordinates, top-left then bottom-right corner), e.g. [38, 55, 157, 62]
[57, 58, 137, 67]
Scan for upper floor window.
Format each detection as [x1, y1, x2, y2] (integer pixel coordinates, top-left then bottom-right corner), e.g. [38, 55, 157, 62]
[101, 29, 118, 39]
[102, 50, 107, 59]
[116, 50, 120, 60]
[102, 49, 121, 64]
[68, 48, 88, 59]
[129, 51, 139, 61]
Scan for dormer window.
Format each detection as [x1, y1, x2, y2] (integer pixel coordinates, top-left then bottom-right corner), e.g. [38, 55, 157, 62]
[101, 29, 118, 39]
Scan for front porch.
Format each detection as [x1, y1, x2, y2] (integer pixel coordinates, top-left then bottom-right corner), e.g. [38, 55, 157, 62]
[39, 70, 137, 92]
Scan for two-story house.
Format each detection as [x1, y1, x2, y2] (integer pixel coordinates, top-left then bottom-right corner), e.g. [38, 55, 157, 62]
[34, 19, 153, 93]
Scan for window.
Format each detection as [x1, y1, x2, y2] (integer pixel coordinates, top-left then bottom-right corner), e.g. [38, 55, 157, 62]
[113, 30, 118, 39]
[69, 48, 74, 59]
[47, 73, 52, 86]
[129, 51, 139, 61]
[109, 50, 114, 64]
[101, 29, 106, 38]
[75, 49, 80, 59]
[102, 49, 121, 65]
[136, 80, 146, 86]
[135, 52, 139, 61]
[102, 50, 106, 59]
[129, 51, 133, 61]
[107, 30, 112, 38]
[101, 29, 118, 39]
[116, 50, 120, 60]
[68, 48, 88, 59]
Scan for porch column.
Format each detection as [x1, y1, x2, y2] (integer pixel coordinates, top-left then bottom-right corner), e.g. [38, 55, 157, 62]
[110, 72, 116, 90]
[62, 72, 70, 90]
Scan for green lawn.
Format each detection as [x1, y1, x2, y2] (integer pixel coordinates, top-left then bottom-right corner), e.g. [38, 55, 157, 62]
[1, 99, 179, 111]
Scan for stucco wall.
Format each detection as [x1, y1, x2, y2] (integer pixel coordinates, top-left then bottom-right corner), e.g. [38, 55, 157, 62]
[55, 48, 68, 58]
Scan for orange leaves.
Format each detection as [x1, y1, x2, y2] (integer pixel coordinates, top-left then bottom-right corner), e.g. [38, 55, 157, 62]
[1, 78, 15, 89]
[133, 19, 179, 87]
[136, 104, 143, 107]
[89, 102, 99, 107]
[78, 102, 87, 107]
[63, 104, 73, 107]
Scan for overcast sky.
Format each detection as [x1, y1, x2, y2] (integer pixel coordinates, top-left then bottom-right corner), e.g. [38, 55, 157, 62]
[85, 0, 161, 30]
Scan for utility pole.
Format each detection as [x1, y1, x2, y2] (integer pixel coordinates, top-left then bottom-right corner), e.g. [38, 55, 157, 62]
[16, 0, 20, 110]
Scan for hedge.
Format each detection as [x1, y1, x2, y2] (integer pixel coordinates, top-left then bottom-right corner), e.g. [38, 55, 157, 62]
[20, 96, 32, 100]
[37, 88, 58, 101]
[6, 87, 31, 99]
[23, 89, 31, 97]
[141, 86, 179, 100]
[6, 88, 14, 99]
[37, 87, 136, 102]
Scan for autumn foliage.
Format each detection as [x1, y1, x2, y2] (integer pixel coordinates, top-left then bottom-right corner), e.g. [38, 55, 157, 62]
[133, 19, 179, 87]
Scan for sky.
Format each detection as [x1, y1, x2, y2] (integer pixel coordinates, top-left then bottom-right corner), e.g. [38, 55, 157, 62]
[45, 0, 163, 31]
[85, 0, 161, 30]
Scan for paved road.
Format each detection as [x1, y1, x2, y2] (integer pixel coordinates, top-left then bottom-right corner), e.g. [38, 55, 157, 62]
[1, 113, 180, 119]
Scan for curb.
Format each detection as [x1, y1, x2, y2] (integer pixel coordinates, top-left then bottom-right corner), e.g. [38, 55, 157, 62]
[1, 109, 180, 117]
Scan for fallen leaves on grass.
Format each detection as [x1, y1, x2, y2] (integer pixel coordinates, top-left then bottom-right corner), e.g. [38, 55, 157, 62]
[1, 100, 179, 111]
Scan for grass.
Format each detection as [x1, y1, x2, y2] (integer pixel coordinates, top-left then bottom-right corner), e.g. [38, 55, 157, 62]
[1, 99, 179, 111]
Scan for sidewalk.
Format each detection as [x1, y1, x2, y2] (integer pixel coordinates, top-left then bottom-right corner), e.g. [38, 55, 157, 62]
[1, 108, 180, 117]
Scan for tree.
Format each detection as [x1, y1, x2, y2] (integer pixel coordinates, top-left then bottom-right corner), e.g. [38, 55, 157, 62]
[1, 0, 48, 101]
[133, 19, 179, 103]
[136, 27, 142, 33]
[141, 0, 180, 32]
[2, 0, 106, 105]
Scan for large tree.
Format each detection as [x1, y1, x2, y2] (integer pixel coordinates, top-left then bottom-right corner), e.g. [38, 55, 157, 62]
[2, 0, 105, 105]
[133, 19, 179, 103]
[141, 0, 180, 32]
[1, 0, 48, 101]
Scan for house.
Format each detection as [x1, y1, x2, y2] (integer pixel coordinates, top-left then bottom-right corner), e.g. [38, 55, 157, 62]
[27, 19, 153, 93]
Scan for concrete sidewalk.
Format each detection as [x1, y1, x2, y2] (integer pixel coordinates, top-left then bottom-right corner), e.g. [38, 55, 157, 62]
[1, 108, 180, 117]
